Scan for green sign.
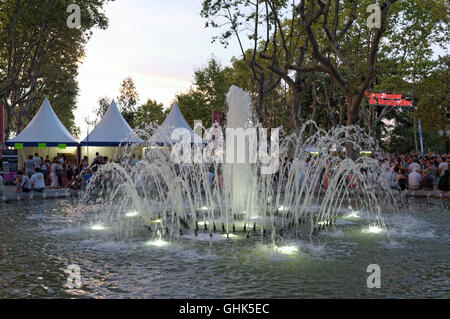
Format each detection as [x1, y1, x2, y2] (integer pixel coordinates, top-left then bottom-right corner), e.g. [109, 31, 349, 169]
[58, 144, 67, 149]
[14, 143, 23, 150]
[38, 143, 47, 149]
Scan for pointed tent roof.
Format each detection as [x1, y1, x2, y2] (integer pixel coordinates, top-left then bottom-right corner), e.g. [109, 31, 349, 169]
[149, 103, 202, 145]
[6, 97, 79, 147]
[81, 100, 143, 146]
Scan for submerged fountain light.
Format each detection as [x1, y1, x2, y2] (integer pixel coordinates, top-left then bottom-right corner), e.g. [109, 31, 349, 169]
[366, 225, 384, 234]
[200, 206, 209, 211]
[151, 219, 162, 224]
[91, 224, 106, 231]
[347, 211, 360, 219]
[198, 221, 209, 226]
[145, 239, 168, 247]
[278, 206, 288, 212]
[223, 233, 238, 239]
[126, 211, 139, 218]
[276, 245, 299, 255]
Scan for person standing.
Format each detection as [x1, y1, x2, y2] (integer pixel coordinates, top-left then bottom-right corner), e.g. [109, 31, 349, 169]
[33, 153, 41, 170]
[50, 158, 61, 189]
[438, 156, 448, 178]
[25, 155, 35, 177]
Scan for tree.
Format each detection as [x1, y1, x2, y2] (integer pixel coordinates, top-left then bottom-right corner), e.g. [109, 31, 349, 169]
[176, 57, 231, 128]
[0, 0, 111, 139]
[417, 59, 449, 149]
[201, 0, 284, 129]
[134, 98, 166, 131]
[361, 0, 449, 141]
[85, 96, 110, 127]
[117, 76, 140, 128]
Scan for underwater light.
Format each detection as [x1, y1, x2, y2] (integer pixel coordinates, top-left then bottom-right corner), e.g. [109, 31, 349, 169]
[366, 225, 383, 234]
[223, 233, 238, 239]
[278, 206, 288, 212]
[126, 211, 139, 217]
[317, 221, 327, 226]
[198, 221, 209, 226]
[151, 219, 162, 224]
[347, 211, 360, 219]
[277, 246, 299, 255]
[91, 224, 106, 231]
[146, 239, 168, 247]
[200, 206, 209, 211]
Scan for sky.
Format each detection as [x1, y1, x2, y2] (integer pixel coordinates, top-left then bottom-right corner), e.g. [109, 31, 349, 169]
[75, 0, 243, 138]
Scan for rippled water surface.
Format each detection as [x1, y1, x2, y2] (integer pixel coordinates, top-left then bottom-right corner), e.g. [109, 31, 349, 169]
[0, 198, 448, 298]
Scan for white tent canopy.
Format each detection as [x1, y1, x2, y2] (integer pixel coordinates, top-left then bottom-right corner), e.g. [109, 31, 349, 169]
[149, 102, 202, 145]
[81, 99, 143, 146]
[6, 97, 79, 147]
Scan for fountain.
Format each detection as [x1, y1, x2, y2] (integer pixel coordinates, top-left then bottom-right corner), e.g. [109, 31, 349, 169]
[79, 86, 402, 247]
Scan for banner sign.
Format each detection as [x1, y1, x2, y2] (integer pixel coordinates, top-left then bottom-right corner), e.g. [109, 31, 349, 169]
[212, 111, 223, 142]
[365, 91, 413, 107]
[14, 143, 23, 150]
[2, 149, 18, 183]
[38, 143, 47, 149]
[418, 119, 424, 158]
[58, 144, 67, 149]
[212, 111, 223, 126]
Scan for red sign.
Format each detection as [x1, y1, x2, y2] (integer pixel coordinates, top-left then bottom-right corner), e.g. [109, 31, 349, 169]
[365, 91, 413, 107]
[212, 111, 223, 126]
[212, 111, 223, 142]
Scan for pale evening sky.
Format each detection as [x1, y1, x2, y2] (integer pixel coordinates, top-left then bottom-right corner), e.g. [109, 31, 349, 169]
[75, 0, 243, 138]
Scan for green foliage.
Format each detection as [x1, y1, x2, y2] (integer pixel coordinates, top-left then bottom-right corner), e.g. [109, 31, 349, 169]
[0, 0, 112, 138]
[177, 57, 231, 128]
[134, 99, 166, 130]
[117, 76, 140, 127]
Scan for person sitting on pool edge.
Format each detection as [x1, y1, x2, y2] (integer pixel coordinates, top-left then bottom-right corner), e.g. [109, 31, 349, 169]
[14, 170, 31, 193]
[30, 167, 45, 192]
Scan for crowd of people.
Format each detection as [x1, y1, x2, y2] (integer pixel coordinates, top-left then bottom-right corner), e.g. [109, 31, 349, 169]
[12, 152, 140, 193]
[382, 153, 449, 192]
[4, 150, 450, 194]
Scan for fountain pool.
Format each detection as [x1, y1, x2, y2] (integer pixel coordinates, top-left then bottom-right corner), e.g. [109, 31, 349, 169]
[0, 198, 448, 298]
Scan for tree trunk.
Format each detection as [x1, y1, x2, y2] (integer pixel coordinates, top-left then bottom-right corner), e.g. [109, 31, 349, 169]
[345, 94, 363, 160]
[289, 85, 303, 134]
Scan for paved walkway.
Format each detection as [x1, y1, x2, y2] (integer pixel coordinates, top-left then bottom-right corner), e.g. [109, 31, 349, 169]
[1, 185, 78, 203]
